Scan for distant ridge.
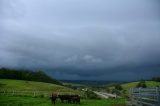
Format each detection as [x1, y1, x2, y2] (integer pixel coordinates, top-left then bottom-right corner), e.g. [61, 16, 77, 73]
[60, 80, 124, 86]
[0, 68, 62, 85]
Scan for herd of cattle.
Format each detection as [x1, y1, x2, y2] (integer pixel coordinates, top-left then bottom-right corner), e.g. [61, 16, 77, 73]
[50, 94, 80, 104]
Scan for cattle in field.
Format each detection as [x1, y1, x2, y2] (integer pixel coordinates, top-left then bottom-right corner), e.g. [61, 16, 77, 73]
[58, 95, 70, 103]
[50, 93, 57, 104]
[58, 95, 80, 104]
[72, 95, 80, 104]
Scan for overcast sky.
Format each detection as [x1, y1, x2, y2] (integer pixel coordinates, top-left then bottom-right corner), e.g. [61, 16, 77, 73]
[0, 0, 160, 81]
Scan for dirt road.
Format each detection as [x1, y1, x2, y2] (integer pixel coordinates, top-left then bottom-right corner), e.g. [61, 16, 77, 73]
[94, 91, 117, 99]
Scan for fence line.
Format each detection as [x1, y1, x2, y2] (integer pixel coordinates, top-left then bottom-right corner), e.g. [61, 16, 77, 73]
[129, 87, 160, 106]
[0, 90, 81, 97]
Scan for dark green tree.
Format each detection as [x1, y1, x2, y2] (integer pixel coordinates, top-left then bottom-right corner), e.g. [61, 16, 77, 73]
[115, 84, 123, 91]
[0, 68, 62, 85]
[152, 77, 160, 82]
[136, 80, 147, 88]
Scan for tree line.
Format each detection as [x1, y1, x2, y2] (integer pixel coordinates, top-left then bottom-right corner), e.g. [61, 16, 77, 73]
[0, 68, 62, 85]
[151, 77, 160, 82]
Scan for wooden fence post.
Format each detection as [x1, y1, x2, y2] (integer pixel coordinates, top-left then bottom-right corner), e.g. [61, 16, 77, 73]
[139, 88, 142, 106]
[157, 87, 160, 105]
[12, 90, 14, 96]
[3, 90, 5, 95]
[34, 91, 36, 97]
[130, 88, 133, 106]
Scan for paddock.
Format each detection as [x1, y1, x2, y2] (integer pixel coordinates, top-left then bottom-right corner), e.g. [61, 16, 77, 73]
[128, 87, 160, 106]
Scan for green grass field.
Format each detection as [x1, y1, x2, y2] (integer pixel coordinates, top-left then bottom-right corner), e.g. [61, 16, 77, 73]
[1, 79, 159, 106]
[0, 95, 125, 106]
[109, 81, 160, 91]
[0, 79, 83, 97]
[0, 79, 126, 106]
[0, 79, 71, 91]
[121, 81, 160, 90]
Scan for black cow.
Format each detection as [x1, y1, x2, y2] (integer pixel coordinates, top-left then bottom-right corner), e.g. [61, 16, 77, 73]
[50, 94, 57, 104]
[58, 95, 70, 103]
[72, 95, 80, 104]
[58, 95, 80, 104]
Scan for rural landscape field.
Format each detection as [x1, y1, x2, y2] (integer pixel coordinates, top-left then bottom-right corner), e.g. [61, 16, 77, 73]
[1, 0, 160, 106]
[0, 95, 125, 106]
[0, 69, 160, 106]
[0, 78, 126, 106]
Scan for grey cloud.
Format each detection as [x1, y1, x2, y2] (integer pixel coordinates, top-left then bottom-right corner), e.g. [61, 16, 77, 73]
[0, 0, 160, 81]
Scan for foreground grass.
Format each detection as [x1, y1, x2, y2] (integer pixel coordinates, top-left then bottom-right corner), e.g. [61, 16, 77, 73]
[0, 95, 125, 106]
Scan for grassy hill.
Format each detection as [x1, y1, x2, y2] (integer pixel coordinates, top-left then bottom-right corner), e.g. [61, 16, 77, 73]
[0, 79, 125, 106]
[121, 81, 160, 90]
[0, 68, 62, 85]
[108, 81, 160, 95]
[0, 79, 83, 97]
[109, 81, 160, 89]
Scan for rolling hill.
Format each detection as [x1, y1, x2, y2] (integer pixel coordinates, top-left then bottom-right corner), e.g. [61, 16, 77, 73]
[0, 79, 84, 97]
[121, 81, 160, 90]
[0, 68, 62, 85]
[108, 81, 160, 94]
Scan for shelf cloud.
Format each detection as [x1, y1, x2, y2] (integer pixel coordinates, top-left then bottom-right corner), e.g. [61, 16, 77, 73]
[0, 0, 160, 81]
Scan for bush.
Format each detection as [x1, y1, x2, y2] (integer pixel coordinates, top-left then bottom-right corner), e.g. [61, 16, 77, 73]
[136, 80, 147, 88]
[84, 91, 100, 99]
[115, 84, 123, 91]
[152, 77, 160, 82]
[111, 89, 121, 96]
[39, 94, 44, 98]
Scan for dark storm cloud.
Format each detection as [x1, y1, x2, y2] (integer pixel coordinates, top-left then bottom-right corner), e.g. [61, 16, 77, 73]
[0, 0, 160, 80]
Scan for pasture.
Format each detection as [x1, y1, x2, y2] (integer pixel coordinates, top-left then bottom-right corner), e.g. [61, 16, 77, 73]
[0, 79, 84, 97]
[0, 79, 126, 106]
[108, 81, 160, 92]
[128, 87, 160, 106]
[0, 95, 125, 106]
[121, 81, 160, 90]
[0, 79, 76, 92]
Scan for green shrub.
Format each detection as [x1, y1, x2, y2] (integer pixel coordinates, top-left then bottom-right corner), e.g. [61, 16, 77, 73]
[136, 80, 147, 88]
[115, 84, 123, 91]
[84, 91, 100, 99]
[39, 94, 44, 98]
[111, 89, 121, 96]
[152, 77, 160, 82]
